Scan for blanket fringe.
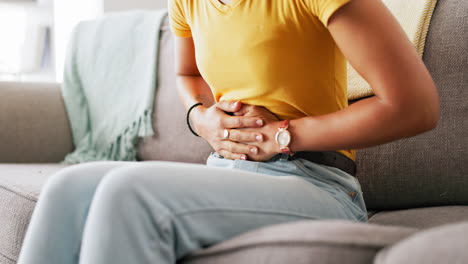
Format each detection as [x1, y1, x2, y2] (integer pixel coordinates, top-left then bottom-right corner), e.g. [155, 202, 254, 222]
[60, 108, 154, 164]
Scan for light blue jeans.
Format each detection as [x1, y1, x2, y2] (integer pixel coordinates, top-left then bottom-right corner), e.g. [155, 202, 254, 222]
[17, 152, 367, 264]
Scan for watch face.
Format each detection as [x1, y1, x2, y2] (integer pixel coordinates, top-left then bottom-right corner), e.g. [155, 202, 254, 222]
[277, 130, 291, 146]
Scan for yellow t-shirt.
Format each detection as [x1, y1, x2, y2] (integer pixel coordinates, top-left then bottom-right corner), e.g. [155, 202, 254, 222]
[169, 0, 355, 161]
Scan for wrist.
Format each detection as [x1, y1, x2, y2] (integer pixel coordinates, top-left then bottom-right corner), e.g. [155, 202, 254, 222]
[269, 120, 295, 155]
[190, 105, 207, 125]
[287, 118, 306, 153]
[186, 103, 206, 137]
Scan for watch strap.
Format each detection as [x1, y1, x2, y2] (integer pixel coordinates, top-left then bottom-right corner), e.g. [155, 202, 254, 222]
[279, 119, 289, 129]
[280, 147, 295, 155]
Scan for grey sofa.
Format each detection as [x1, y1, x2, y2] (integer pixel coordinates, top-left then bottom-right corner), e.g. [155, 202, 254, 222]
[1, 0, 467, 263]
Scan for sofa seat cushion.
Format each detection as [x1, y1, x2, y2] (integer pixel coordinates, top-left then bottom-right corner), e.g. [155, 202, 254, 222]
[179, 220, 416, 264]
[369, 206, 468, 229]
[0, 164, 69, 263]
[375, 221, 468, 264]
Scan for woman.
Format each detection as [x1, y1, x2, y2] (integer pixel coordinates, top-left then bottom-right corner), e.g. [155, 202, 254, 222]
[18, 0, 440, 263]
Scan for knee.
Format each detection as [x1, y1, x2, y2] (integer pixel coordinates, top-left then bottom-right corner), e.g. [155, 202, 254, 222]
[91, 162, 175, 209]
[41, 163, 93, 199]
[41, 161, 125, 201]
[92, 164, 150, 207]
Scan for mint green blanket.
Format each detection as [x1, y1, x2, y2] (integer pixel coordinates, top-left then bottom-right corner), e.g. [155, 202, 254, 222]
[60, 9, 168, 164]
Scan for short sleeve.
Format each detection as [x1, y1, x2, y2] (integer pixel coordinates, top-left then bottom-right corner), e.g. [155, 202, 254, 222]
[307, 0, 351, 26]
[168, 0, 192, 37]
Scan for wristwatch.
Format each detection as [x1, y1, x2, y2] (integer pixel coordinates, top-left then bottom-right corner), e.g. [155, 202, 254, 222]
[275, 119, 295, 155]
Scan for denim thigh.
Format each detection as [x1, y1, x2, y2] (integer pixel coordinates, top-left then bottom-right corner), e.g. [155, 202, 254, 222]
[206, 151, 368, 222]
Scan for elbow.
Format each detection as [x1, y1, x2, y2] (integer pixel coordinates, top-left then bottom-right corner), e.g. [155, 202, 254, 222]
[409, 86, 441, 134]
[425, 103, 440, 131]
[385, 84, 441, 136]
[420, 85, 441, 132]
[395, 109, 438, 136]
[419, 108, 439, 133]
[395, 103, 440, 137]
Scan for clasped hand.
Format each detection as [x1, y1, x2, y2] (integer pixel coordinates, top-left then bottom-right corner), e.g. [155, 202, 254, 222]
[190, 101, 281, 161]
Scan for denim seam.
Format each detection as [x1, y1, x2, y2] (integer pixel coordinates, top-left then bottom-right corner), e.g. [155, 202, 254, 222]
[166, 207, 325, 221]
[152, 208, 324, 243]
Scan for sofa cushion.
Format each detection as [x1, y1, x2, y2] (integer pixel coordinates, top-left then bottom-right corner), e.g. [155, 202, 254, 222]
[369, 206, 468, 229]
[179, 220, 416, 264]
[0, 164, 68, 263]
[374, 221, 468, 264]
[356, 0, 468, 210]
[137, 17, 213, 164]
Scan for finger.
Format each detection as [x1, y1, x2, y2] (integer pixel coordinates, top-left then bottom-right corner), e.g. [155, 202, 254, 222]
[228, 129, 263, 142]
[222, 116, 264, 129]
[220, 140, 258, 156]
[215, 100, 242, 112]
[232, 105, 254, 116]
[217, 149, 247, 160]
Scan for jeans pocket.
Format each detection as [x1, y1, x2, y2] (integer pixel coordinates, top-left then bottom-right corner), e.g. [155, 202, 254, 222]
[206, 151, 235, 169]
[292, 158, 368, 221]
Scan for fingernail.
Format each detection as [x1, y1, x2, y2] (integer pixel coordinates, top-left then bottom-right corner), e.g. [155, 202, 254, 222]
[240, 155, 247, 160]
[250, 147, 258, 154]
[256, 119, 263, 126]
[256, 135, 263, 142]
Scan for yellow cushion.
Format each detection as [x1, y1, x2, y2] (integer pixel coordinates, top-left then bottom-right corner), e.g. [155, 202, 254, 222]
[347, 0, 438, 100]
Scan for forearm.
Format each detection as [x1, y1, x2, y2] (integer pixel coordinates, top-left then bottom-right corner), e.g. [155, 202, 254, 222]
[176, 75, 215, 111]
[289, 96, 438, 152]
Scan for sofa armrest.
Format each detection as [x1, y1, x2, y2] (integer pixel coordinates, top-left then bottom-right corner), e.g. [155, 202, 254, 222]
[0, 82, 74, 163]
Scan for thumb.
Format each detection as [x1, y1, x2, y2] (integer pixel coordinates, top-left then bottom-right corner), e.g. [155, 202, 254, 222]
[215, 100, 242, 112]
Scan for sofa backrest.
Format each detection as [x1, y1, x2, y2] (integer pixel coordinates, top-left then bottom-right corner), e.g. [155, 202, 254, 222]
[137, 19, 213, 164]
[138, 0, 468, 210]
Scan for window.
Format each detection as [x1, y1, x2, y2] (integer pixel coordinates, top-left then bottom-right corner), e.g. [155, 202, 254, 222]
[0, 1, 53, 82]
[1, 0, 165, 83]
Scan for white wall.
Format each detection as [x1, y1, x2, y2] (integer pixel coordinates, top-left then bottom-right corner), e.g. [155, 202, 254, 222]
[103, 0, 167, 12]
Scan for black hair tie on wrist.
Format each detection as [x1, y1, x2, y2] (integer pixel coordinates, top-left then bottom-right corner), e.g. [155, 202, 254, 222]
[187, 102, 203, 137]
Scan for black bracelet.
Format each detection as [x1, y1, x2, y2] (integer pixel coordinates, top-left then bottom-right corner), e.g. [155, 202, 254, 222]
[186, 102, 203, 137]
